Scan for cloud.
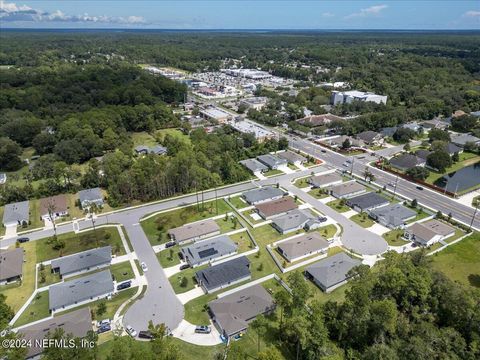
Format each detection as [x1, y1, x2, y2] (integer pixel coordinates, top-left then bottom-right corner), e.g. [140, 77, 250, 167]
[322, 12, 335, 18]
[345, 4, 388, 20]
[0, 1, 146, 24]
[463, 10, 480, 18]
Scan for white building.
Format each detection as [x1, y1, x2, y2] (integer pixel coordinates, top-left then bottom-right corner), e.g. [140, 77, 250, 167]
[331, 90, 387, 105]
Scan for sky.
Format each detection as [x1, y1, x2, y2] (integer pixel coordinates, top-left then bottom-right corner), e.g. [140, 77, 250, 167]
[0, 0, 479, 30]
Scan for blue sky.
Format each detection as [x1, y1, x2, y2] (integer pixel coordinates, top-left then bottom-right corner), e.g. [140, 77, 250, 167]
[1, 1, 479, 29]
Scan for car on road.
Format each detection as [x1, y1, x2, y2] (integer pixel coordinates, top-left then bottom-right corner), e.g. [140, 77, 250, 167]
[126, 325, 137, 337]
[141, 262, 148, 272]
[165, 241, 176, 248]
[416, 186, 424, 190]
[321, 149, 326, 153]
[342, 162, 349, 167]
[117, 281, 132, 291]
[179, 264, 190, 270]
[139, 330, 154, 340]
[195, 325, 211, 334]
[17, 237, 29, 243]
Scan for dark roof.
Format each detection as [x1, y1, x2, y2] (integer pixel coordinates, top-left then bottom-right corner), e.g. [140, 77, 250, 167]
[356, 130, 381, 143]
[257, 154, 288, 168]
[306, 252, 361, 290]
[50, 246, 112, 276]
[0, 248, 23, 281]
[380, 127, 398, 137]
[415, 149, 432, 160]
[180, 235, 237, 266]
[242, 186, 284, 204]
[389, 153, 424, 170]
[239, 158, 268, 173]
[346, 192, 389, 211]
[195, 256, 250, 292]
[446, 142, 462, 154]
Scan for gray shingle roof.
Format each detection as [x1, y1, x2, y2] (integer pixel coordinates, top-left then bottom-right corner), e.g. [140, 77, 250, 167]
[451, 133, 480, 146]
[306, 252, 361, 290]
[257, 154, 288, 169]
[2, 200, 29, 225]
[49, 270, 114, 311]
[309, 173, 342, 188]
[329, 181, 366, 197]
[445, 142, 462, 154]
[277, 232, 329, 262]
[0, 248, 23, 282]
[369, 203, 417, 228]
[242, 186, 285, 204]
[277, 150, 306, 164]
[50, 246, 112, 276]
[195, 256, 250, 292]
[356, 130, 381, 143]
[346, 192, 389, 211]
[271, 209, 313, 233]
[180, 235, 237, 266]
[390, 154, 425, 170]
[19, 307, 92, 358]
[209, 284, 275, 337]
[239, 158, 268, 173]
[168, 219, 220, 244]
[78, 188, 103, 205]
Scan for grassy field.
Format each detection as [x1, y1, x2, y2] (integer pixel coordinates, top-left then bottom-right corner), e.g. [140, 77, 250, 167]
[307, 188, 329, 199]
[14, 290, 50, 327]
[430, 233, 480, 288]
[243, 209, 266, 224]
[326, 199, 350, 213]
[383, 229, 409, 246]
[130, 131, 158, 147]
[350, 213, 375, 228]
[425, 152, 480, 184]
[169, 265, 206, 294]
[110, 261, 135, 283]
[293, 177, 311, 188]
[154, 128, 191, 145]
[215, 214, 241, 232]
[228, 195, 249, 209]
[141, 199, 231, 245]
[157, 245, 181, 267]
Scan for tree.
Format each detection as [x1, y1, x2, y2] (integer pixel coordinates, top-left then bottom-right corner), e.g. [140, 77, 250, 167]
[278, 137, 289, 150]
[96, 301, 107, 316]
[411, 198, 418, 208]
[403, 143, 411, 152]
[257, 347, 283, 360]
[250, 315, 268, 352]
[428, 129, 451, 142]
[452, 152, 460, 163]
[0, 137, 23, 171]
[393, 128, 416, 143]
[463, 141, 477, 153]
[426, 150, 452, 172]
[342, 138, 351, 149]
[274, 290, 291, 327]
[406, 166, 430, 181]
[451, 115, 478, 133]
[0, 294, 14, 329]
[287, 271, 312, 310]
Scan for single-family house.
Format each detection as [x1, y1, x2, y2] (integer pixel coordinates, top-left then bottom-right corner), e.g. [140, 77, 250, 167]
[380, 127, 398, 138]
[355, 131, 384, 146]
[271, 209, 314, 235]
[402, 122, 421, 132]
[326, 135, 365, 148]
[2, 200, 29, 227]
[277, 232, 329, 262]
[389, 154, 426, 171]
[415, 149, 432, 161]
[134, 145, 168, 155]
[209, 284, 275, 339]
[242, 187, 285, 205]
[168, 219, 220, 245]
[257, 154, 288, 170]
[50, 246, 112, 278]
[195, 256, 251, 293]
[180, 235, 237, 267]
[450, 133, 480, 148]
[368, 203, 417, 229]
[0, 248, 24, 284]
[277, 150, 307, 166]
[445, 142, 463, 155]
[78, 188, 104, 209]
[309, 172, 342, 188]
[305, 252, 361, 293]
[239, 159, 268, 174]
[39, 194, 68, 221]
[346, 192, 389, 212]
[404, 219, 455, 246]
[255, 197, 298, 220]
[49, 270, 114, 312]
[421, 119, 449, 130]
[329, 181, 366, 199]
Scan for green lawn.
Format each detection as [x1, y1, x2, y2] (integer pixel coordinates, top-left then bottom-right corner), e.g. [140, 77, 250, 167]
[250, 224, 304, 247]
[425, 152, 480, 184]
[317, 224, 338, 239]
[169, 265, 206, 294]
[230, 231, 255, 253]
[215, 214, 241, 232]
[110, 261, 135, 282]
[243, 209, 266, 224]
[157, 245, 181, 267]
[430, 232, 480, 289]
[287, 163, 298, 170]
[350, 213, 375, 228]
[307, 188, 329, 199]
[37, 264, 61, 287]
[228, 196, 249, 210]
[264, 169, 283, 177]
[141, 199, 231, 245]
[383, 229, 409, 246]
[326, 199, 350, 213]
[293, 177, 311, 188]
[406, 206, 431, 223]
[130, 131, 158, 147]
[14, 290, 50, 327]
[154, 128, 191, 145]
[170, 338, 225, 360]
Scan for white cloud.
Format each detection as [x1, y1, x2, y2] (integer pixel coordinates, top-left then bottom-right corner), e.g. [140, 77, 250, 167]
[463, 10, 480, 18]
[322, 12, 335, 18]
[0, 1, 146, 24]
[345, 4, 388, 20]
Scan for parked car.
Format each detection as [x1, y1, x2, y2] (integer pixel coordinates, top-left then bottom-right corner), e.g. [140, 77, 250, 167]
[165, 241, 176, 248]
[117, 281, 132, 291]
[179, 264, 190, 271]
[126, 325, 137, 337]
[138, 330, 154, 340]
[97, 324, 111, 334]
[97, 319, 111, 327]
[17, 237, 29, 243]
[141, 262, 148, 272]
[318, 216, 328, 223]
[195, 325, 211, 334]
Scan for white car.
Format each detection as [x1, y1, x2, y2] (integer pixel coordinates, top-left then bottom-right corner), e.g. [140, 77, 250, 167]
[141, 262, 148, 272]
[126, 325, 137, 337]
[97, 319, 111, 327]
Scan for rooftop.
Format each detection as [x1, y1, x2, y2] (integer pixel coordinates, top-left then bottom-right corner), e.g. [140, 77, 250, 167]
[271, 209, 313, 232]
[277, 232, 329, 261]
[242, 186, 285, 204]
[329, 181, 366, 196]
[39, 194, 68, 217]
[276, 150, 307, 164]
[306, 252, 361, 290]
[0, 248, 23, 282]
[451, 133, 480, 146]
[168, 219, 220, 243]
[356, 130, 381, 143]
[180, 235, 237, 266]
[346, 192, 389, 211]
[255, 197, 298, 218]
[389, 153, 425, 170]
[239, 158, 268, 173]
[2, 200, 29, 225]
[195, 256, 250, 292]
[257, 154, 288, 168]
[369, 203, 417, 227]
[50, 246, 112, 276]
[229, 120, 274, 139]
[78, 188, 103, 203]
[309, 172, 342, 187]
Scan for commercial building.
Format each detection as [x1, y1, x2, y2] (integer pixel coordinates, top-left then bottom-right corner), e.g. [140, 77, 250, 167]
[39, 194, 68, 221]
[277, 151, 307, 166]
[305, 252, 361, 293]
[50, 246, 112, 278]
[195, 256, 251, 293]
[404, 219, 455, 246]
[346, 192, 390, 212]
[255, 197, 298, 220]
[369, 203, 417, 229]
[200, 106, 232, 123]
[228, 119, 275, 142]
[257, 154, 288, 170]
[329, 181, 366, 199]
[309, 173, 342, 188]
[242, 186, 285, 205]
[49, 270, 114, 312]
[277, 232, 329, 262]
[239, 158, 268, 174]
[180, 235, 237, 267]
[19, 307, 92, 359]
[209, 284, 275, 339]
[239, 97, 268, 110]
[331, 90, 387, 105]
[78, 188, 104, 209]
[2, 200, 29, 227]
[168, 219, 221, 245]
[0, 248, 24, 284]
[271, 209, 315, 235]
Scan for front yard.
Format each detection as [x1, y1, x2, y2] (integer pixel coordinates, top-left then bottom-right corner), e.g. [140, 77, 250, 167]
[307, 188, 329, 199]
[326, 199, 350, 213]
[383, 229, 409, 246]
[350, 213, 375, 228]
[293, 177, 311, 188]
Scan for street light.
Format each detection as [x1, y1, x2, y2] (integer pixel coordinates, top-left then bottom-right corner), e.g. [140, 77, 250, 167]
[469, 203, 478, 231]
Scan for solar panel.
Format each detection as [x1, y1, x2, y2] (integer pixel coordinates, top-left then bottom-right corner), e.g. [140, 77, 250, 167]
[198, 248, 218, 259]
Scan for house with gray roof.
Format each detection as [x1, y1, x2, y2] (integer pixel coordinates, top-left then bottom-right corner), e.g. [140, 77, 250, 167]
[19, 307, 92, 359]
[380, 127, 398, 138]
[271, 209, 314, 235]
[305, 252, 361, 293]
[168, 219, 220, 245]
[0, 248, 24, 284]
[277, 232, 329, 262]
[329, 181, 366, 199]
[209, 284, 275, 339]
[195, 256, 251, 293]
[51, 246, 112, 278]
[389, 153, 425, 171]
[346, 192, 389, 212]
[368, 203, 417, 229]
[415, 149, 432, 160]
[309, 172, 342, 188]
[257, 154, 288, 169]
[242, 186, 285, 205]
[404, 219, 455, 246]
[445, 142, 463, 155]
[402, 121, 421, 132]
[277, 150, 307, 166]
[239, 158, 268, 174]
[78, 188, 104, 209]
[134, 145, 168, 155]
[451, 133, 480, 147]
[355, 131, 384, 146]
[180, 235, 238, 267]
[2, 200, 29, 227]
[49, 269, 114, 312]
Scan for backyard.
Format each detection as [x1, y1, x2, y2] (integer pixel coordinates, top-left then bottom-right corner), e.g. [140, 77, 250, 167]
[14, 290, 50, 327]
[228, 195, 250, 209]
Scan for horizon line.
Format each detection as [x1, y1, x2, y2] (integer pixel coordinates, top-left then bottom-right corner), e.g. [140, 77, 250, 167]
[1, 28, 479, 32]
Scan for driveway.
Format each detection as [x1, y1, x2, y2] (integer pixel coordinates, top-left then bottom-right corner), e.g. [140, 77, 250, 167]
[172, 319, 222, 346]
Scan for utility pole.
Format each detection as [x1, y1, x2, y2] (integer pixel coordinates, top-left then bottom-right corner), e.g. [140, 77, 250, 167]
[469, 203, 478, 231]
[444, 178, 449, 195]
[215, 187, 218, 215]
[350, 156, 355, 176]
[392, 175, 399, 200]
